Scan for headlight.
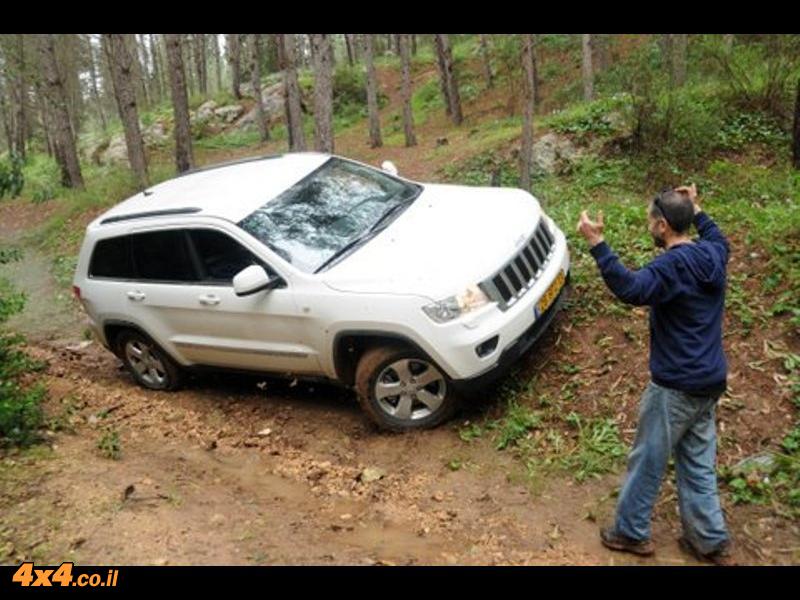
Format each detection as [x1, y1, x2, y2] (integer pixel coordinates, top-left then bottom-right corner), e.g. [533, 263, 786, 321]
[422, 284, 490, 323]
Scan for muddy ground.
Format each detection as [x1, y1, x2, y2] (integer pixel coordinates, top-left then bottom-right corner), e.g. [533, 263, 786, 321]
[1, 199, 798, 567]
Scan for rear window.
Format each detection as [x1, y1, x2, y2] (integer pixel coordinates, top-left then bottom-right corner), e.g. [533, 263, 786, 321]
[131, 230, 198, 282]
[89, 236, 134, 279]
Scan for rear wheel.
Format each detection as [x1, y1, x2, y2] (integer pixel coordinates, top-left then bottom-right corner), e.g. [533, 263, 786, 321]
[116, 330, 183, 391]
[355, 345, 460, 431]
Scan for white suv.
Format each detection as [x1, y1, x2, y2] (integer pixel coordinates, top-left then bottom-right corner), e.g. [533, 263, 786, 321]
[73, 153, 570, 431]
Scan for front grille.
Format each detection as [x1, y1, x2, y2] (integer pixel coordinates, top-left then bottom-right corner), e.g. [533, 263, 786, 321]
[479, 218, 556, 310]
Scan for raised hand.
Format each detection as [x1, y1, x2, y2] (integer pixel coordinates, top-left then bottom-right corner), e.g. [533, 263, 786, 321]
[576, 209, 605, 247]
[675, 183, 701, 215]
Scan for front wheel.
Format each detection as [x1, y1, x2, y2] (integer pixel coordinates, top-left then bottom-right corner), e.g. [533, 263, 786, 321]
[355, 345, 460, 431]
[116, 330, 183, 391]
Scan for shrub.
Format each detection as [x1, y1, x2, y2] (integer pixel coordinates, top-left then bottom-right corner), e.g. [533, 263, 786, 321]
[22, 153, 62, 203]
[0, 152, 25, 199]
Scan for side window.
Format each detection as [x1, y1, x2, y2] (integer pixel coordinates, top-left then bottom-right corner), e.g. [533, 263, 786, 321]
[130, 230, 199, 282]
[189, 229, 273, 284]
[89, 236, 134, 279]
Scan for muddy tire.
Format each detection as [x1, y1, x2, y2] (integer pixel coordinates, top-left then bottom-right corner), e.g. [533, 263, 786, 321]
[355, 344, 460, 432]
[116, 329, 183, 391]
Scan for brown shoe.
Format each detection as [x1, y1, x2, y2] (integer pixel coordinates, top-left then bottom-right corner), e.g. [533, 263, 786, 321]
[678, 536, 736, 566]
[600, 526, 655, 556]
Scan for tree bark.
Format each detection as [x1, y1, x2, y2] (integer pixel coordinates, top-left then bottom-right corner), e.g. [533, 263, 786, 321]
[34, 80, 54, 157]
[103, 33, 149, 187]
[399, 34, 416, 147]
[479, 34, 494, 89]
[0, 75, 13, 154]
[520, 34, 535, 192]
[363, 34, 382, 148]
[670, 34, 688, 87]
[435, 34, 462, 125]
[194, 33, 207, 96]
[126, 34, 149, 109]
[344, 34, 354, 67]
[723, 34, 734, 53]
[212, 34, 222, 92]
[433, 34, 451, 117]
[86, 34, 108, 131]
[279, 34, 306, 152]
[38, 34, 84, 188]
[12, 35, 27, 159]
[793, 77, 800, 170]
[582, 34, 594, 101]
[227, 34, 242, 99]
[411, 34, 417, 56]
[310, 34, 334, 153]
[250, 34, 269, 143]
[532, 34, 541, 107]
[164, 34, 194, 174]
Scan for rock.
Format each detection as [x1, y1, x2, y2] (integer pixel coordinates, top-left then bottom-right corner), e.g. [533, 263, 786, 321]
[210, 513, 226, 526]
[436, 137, 449, 147]
[142, 121, 168, 146]
[731, 453, 778, 477]
[432, 491, 445, 502]
[531, 133, 579, 175]
[214, 104, 245, 123]
[101, 135, 129, 166]
[196, 100, 218, 122]
[235, 82, 286, 131]
[65, 340, 92, 354]
[359, 467, 386, 484]
[257, 428, 272, 437]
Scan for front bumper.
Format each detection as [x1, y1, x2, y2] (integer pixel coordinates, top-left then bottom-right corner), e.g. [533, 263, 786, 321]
[451, 274, 570, 395]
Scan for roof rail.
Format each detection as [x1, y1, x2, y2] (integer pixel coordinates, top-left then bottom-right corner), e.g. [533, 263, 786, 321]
[177, 153, 284, 178]
[100, 207, 202, 225]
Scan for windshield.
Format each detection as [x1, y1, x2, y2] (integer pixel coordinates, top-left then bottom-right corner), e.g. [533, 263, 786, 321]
[238, 157, 421, 273]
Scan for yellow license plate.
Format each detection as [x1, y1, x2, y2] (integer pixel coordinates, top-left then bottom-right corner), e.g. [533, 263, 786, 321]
[537, 270, 565, 315]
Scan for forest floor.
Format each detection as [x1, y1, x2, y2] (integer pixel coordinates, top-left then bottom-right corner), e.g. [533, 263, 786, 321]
[1, 57, 799, 566]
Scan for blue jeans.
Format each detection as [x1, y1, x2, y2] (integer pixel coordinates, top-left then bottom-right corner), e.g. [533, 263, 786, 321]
[613, 381, 729, 554]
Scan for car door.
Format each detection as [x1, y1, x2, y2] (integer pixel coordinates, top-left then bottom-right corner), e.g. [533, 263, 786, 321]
[125, 226, 321, 375]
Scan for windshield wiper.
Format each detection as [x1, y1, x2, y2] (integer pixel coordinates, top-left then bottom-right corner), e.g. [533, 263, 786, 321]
[314, 190, 420, 274]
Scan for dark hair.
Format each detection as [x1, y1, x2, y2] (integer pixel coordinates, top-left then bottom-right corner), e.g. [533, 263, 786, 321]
[649, 188, 694, 233]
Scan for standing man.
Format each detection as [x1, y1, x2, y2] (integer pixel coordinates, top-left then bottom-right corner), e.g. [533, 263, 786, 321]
[576, 184, 733, 565]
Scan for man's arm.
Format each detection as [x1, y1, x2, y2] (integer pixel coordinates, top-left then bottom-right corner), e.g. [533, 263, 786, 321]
[693, 211, 730, 264]
[675, 183, 730, 264]
[589, 241, 677, 306]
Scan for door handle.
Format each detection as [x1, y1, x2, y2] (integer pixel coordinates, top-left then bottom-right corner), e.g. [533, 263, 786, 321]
[126, 291, 146, 301]
[198, 294, 221, 306]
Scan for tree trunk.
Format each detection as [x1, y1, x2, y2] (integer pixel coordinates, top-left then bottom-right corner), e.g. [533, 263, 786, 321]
[86, 34, 108, 131]
[435, 34, 462, 125]
[126, 34, 149, 109]
[411, 34, 417, 56]
[279, 34, 306, 151]
[399, 34, 416, 147]
[37, 34, 84, 188]
[212, 34, 222, 92]
[250, 34, 269, 143]
[13, 35, 27, 159]
[0, 75, 14, 154]
[671, 34, 688, 87]
[309, 34, 334, 153]
[594, 34, 610, 71]
[581, 34, 594, 101]
[194, 33, 207, 96]
[723, 34, 734, 53]
[103, 33, 149, 187]
[520, 34, 535, 192]
[227, 34, 242, 99]
[164, 34, 194, 174]
[532, 34, 541, 107]
[34, 81, 54, 157]
[479, 34, 494, 89]
[363, 34, 382, 148]
[344, 34, 354, 67]
[433, 34, 451, 116]
[793, 77, 800, 170]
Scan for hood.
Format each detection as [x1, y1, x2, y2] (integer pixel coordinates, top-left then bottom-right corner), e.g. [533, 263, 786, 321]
[320, 183, 544, 300]
[672, 240, 727, 290]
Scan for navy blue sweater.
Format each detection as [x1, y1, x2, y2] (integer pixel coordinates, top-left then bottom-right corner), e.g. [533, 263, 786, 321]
[589, 212, 729, 394]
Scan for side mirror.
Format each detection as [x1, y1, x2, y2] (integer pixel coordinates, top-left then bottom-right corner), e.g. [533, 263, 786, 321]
[381, 160, 398, 176]
[233, 265, 282, 297]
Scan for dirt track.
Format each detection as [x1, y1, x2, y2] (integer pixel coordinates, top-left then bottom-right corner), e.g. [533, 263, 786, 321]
[1, 195, 798, 566]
